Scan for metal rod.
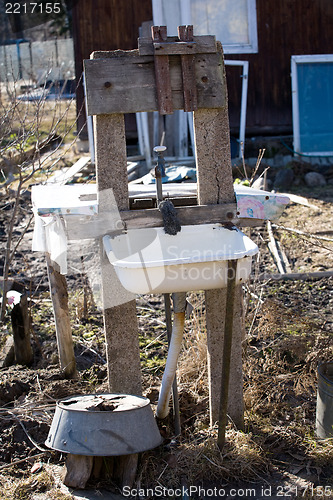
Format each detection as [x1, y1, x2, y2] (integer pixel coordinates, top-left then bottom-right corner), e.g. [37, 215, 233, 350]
[153, 144, 181, 435]
[164, 293, 181, 436]
[153, 145, 166, 205]
[217, 259, 238, 450]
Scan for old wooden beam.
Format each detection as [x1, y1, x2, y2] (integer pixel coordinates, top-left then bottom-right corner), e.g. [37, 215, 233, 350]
[46, 254, 77, 379]
[178, 25, 198, 112]
[84, 50, 226, 115]
[152, 26, 173, 115]
[138, 34, 217, 55]
[267, 220, 287, 274]
[65, 203, 237, 240]
[258, 270, 333, 281]
[121, 203, 237, 229]
[93, 112, 142, 397]
[217, 259, 238, 449]
[193, 43, 245, 429]
[63, 454, 93, 489]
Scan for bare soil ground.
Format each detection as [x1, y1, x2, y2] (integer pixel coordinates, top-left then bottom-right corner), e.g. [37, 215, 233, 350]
[0, 170, 332, 499]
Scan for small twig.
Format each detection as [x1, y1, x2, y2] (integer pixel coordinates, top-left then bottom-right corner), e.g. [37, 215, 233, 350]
[266, 221, 286, 274]
[144, 331, 167, 350]
[249, 148, 266, 186]
[76, 341, 106, 364]
[0, 452, 48, 470]
[257, 270, 333, 281]
[157, 461, 169, 480]
[240, 142, 248, 181]
[7, 411, 49, 451]
[247, 287, 264, 338]
[0, 404, 55, 414]
[202, 454, 229, 472]
[272, 223, 333, 243]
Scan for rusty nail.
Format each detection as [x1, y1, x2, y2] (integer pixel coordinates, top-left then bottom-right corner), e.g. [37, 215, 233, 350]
[104, 81, 112, 89]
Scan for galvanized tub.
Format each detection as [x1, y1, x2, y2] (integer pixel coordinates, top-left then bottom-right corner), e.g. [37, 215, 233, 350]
[45, 394, 163, 456]
[316, 362, 333, 438]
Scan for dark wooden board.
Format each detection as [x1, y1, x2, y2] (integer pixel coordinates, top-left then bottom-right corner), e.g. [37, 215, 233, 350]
[178, 25, 198, 112]
[84, 50, 226, 115]
[138, 35, 217, 55]
[120, 203, 237, 229]
[152, 26, 173, 114]
[65, 203, 237, 240]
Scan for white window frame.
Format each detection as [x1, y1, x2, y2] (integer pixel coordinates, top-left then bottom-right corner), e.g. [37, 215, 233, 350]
[225, 60, 249, 157]
[152, 0, 258, 54]
[291, 54, 333, 156]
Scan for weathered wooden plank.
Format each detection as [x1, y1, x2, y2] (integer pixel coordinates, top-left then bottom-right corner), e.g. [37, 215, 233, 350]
[258, 270, 333, 281]
[205, 284, 245, 428]
[113, 454, 138, 488]
[84, 51, 226, 115]
[178, 25, 198, 112]
[121, 203, 237, 229]
[154, 41, 197, 55]
[193, 42, 244, 430]
[94, 113, 142, 396]
[46, 254, 77, 379]
[152, 26, 173, 115]
[63, 454, 93, 489]
[138, 35, 217, 56]
[65, 203, 237, 240]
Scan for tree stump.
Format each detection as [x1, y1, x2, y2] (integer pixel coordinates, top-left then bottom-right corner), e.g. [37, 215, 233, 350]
[11, 295, 33, 366]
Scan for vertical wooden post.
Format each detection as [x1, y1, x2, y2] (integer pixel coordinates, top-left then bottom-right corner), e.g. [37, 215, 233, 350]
[46, 254, 77, 379]
[94, 113, 142, 397]
[93, 112, 142, 488]
[193, 52, 245, 429]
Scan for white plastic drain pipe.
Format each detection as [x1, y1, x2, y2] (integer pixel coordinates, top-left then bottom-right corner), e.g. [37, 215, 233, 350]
[156, 293, 186, 420]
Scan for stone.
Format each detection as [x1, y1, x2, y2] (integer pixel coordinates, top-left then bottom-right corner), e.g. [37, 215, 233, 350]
[273, 154, 286, 167]
[0, 336, 15, 368]
[274, 168, 294, 190]
[304, 171, 327, 187]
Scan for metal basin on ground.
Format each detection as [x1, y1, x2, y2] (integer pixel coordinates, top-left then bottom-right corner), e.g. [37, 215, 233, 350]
[45, 394, 163, 456]
[103, 224, 258, 294]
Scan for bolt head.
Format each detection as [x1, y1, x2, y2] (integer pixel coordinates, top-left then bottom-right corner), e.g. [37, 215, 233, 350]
[153, 146, 167, 153]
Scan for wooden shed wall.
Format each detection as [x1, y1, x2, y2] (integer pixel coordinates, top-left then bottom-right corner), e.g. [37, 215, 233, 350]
[72, 0, 333, 138]
[72, 0, 152, 138]
[227, 0, 333, 135]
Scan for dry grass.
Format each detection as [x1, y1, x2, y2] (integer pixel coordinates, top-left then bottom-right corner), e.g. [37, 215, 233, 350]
[139, 426, 269, 488]
[0, 467, 74, 500]
[137, 275, 333, 489]
[178, 292, 208, 392]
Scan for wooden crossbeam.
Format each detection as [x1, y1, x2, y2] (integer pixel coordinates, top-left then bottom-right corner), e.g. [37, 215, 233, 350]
[84, 37, 225, 115]
[65, 203, 237, 240]
[120, 203, 237, 230]
[138, 35, 217, 56]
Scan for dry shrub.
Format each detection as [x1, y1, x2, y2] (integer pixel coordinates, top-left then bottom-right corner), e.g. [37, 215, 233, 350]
[307, 438, 333, 468]
[139, 426, 269, 488]
[178, 292, 208, 393]
[0, 467, 74, 500]
[11, 470, 54, 499]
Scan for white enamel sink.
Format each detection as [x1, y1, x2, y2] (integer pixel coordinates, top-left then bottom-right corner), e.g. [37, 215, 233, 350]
[103, 224, 258, 294]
